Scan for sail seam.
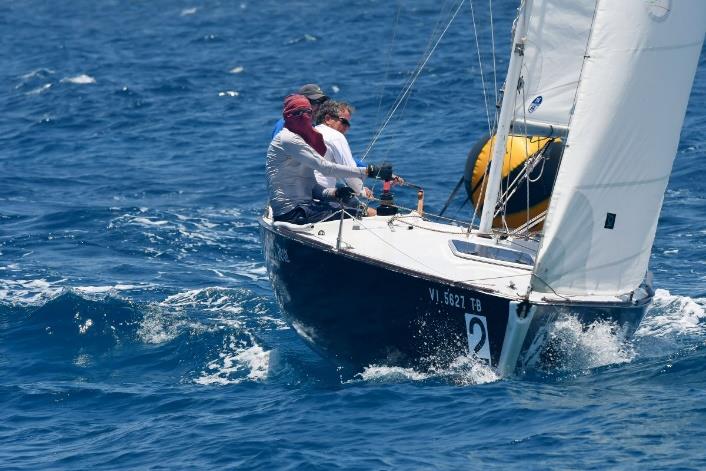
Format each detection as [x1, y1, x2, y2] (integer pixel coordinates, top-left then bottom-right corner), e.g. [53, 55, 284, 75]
[590, 39, 704, 54]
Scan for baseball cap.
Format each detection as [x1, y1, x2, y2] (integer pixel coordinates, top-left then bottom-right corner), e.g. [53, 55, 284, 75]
[297, 83, 328, 102]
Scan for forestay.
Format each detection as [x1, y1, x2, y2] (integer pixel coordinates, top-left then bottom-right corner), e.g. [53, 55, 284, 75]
[532, 0, 706, 297]
[511, 0, 596, 135]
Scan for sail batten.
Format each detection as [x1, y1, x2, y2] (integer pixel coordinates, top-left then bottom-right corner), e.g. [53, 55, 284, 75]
[531, 0, 706, 297]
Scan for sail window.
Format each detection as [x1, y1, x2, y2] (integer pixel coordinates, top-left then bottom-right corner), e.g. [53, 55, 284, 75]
[604, 213, 616, 230]
[449, 240, 534, 266]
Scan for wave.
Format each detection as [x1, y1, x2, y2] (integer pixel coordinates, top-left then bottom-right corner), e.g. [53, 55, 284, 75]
[638, 289, 706, 339]
[2, 284, 703, 387]
[0, 287, 283, 386]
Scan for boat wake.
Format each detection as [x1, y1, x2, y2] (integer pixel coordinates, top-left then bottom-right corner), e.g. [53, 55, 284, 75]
[521, 315, 636, 375]
[352, 355, 500, 386]
[347, 290, 706, 385]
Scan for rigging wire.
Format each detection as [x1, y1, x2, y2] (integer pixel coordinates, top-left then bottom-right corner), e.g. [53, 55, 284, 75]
[439, 0, 494, 223]
[469, 0, 494, 135]
[359, 0, 467, 163]
[488, 0, 498, 116]
[468, 0, 505, 233]
[373, 1, 403, 133]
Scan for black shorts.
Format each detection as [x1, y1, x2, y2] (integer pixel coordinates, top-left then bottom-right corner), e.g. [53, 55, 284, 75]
[274, 201, 360, 225]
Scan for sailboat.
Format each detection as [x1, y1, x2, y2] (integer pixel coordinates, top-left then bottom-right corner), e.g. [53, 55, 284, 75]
[260, 0, 706, 375]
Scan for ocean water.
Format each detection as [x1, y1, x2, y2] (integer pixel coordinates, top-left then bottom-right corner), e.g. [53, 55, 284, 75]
[2, 1, 705, 469]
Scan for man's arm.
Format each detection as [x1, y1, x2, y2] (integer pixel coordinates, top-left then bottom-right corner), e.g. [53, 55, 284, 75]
[282, 131, 366, 180]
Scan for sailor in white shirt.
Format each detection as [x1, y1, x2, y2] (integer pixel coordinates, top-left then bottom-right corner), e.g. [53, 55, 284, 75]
[313, 101, 374, 203]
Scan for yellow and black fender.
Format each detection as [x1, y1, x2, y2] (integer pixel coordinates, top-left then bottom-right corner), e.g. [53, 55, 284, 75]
[464, 134, 564, 230]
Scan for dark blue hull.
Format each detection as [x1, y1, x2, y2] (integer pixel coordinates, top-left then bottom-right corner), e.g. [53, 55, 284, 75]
[261, 221, 648, 373]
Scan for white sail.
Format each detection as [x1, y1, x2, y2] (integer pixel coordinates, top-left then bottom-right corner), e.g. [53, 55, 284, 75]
[512, 0, 597, 134]
[532, 0, 706, 297]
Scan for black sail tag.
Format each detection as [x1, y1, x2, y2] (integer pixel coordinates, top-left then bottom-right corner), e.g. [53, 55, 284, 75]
[604, 212, 616, 229]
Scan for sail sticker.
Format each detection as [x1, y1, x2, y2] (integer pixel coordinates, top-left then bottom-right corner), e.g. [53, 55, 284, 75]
[528, 96, 543, 114]
[604, 212, 616, 230]
[465, 313, 491, 361]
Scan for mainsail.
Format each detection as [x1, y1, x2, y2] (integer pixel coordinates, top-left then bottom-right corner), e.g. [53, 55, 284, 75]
[512, 0, 596, 136]
[531, 0, 706, 297]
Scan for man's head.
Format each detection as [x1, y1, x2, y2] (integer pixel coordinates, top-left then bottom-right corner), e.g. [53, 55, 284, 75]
[298, 83, 329, 117]
[283, 94, 313, 131]
[316, 100, 354, 134]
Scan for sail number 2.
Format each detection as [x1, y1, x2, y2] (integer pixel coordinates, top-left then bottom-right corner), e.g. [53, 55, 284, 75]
[427, 287, 482, 312]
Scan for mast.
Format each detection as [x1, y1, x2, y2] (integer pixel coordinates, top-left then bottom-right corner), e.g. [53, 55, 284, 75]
[478, 1, 531, 235]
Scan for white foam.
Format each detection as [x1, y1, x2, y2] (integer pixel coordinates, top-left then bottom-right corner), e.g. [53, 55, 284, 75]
[0, 278, 64, 306]
[195, 340, 270, 385]
[355, 355, 499, 385]
[229, 66, 244, 74]
[26, 83, 52, 95]
[108, 210, 248, 254]
[78, 318, 93, 334]
[356, 365, 428, 382]
[528, 315, 635, 372]
[181, 7, 197, 16]
[161, 287, 217, 308]
[636, 289, 706, 339]
[61, 74, 96, 85]
[130, 217, 168, 227]
[74, 353, 92, 367]
[218, 90, 239, 97]
[20, 68, 54, 80]
[74, 284, 145, 294]
[435, 355, 501, 385]
[138, 304, 182, 344]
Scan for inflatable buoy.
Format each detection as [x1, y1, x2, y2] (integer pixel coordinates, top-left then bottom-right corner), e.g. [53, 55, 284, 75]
[464, 134, 563, 231]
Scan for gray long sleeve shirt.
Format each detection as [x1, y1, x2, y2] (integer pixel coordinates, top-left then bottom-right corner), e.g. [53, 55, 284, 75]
[266, 128, 367, 217]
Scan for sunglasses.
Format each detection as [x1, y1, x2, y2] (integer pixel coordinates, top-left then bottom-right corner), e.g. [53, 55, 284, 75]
[336, 116, 351, 128]
[291, 108, 313, 117]
[310, 97, 328, 105]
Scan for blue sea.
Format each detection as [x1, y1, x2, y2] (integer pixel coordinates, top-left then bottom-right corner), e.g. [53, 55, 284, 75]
[2, 1, 705, 469]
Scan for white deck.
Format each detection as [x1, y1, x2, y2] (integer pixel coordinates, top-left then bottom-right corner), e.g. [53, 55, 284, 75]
[271, 213, 538, 301]
[265, 212, 650, 306]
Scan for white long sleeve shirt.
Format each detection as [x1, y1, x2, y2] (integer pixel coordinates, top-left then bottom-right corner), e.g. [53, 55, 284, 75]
[266, 128, 367, 217]
[313, 124, 365, 196]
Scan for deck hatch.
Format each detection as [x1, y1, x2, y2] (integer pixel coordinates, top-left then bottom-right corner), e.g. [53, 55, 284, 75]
[449, 239, 535, 266]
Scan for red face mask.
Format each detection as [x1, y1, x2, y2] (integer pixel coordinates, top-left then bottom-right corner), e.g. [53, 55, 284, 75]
[283, 94, 326, 157]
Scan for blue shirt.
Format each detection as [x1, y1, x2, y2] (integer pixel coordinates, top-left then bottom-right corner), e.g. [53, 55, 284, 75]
[271, 118, 285, 139]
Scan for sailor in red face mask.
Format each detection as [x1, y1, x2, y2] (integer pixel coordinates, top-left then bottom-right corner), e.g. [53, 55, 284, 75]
[266, 94, 392, 224]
